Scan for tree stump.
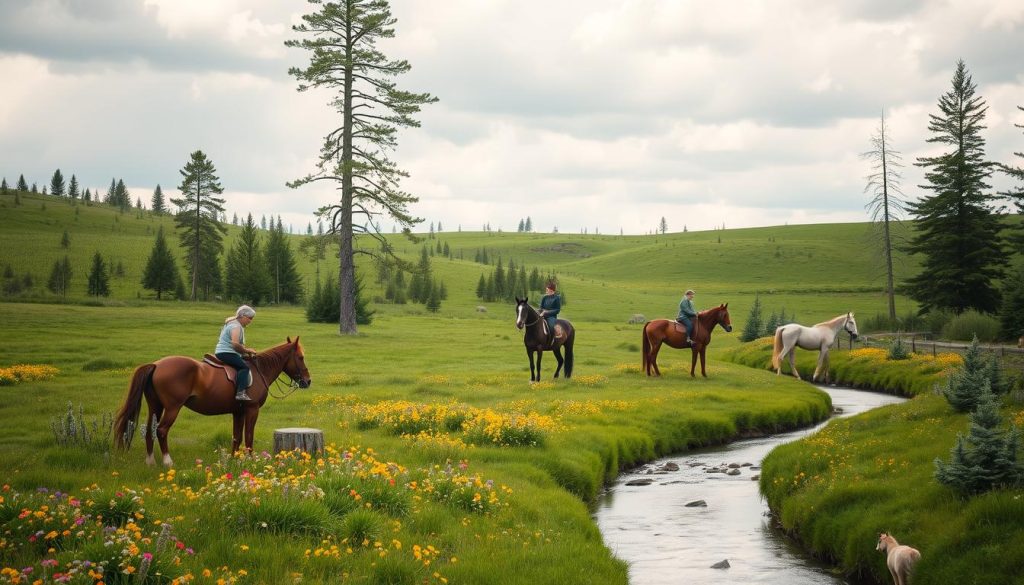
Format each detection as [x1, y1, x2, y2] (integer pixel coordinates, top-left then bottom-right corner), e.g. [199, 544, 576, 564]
[273, 427, 324, 454]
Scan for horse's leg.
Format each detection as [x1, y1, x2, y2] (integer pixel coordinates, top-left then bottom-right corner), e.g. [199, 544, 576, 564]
[142, 396, 163, 466]
[813, 348, 827, 382]
[784, 341, 801, 380]
[699, 346, 707, 378]
[232, 411, 244, 453]
[536, 350, 544, 381]
[526, 347, 535, 381]
[552, 347, 564, 378]
[155, 405, 182, 467]
[243, 407, 260, 452]
[650, 340, 663, 376]
[690, 347, 698, 377]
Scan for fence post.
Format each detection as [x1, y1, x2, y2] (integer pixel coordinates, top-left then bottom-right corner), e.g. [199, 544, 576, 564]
[912, 335, 916, 353]
[933, 343, 936, 357]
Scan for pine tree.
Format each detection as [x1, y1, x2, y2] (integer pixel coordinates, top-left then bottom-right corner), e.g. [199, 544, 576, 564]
[659, 217, 668, 234]
[476, 273, 486, 299]
[87, 252, 110, 297]
[151, 184, 166, 214]
[49, 169, 65, 197]
[83, 188, 91, 204]
[906, 61, 1006, 315]
[47, 256, 72, 298]
[225, 214, 271, 304]
[68, 175, 79, 201]
[741, 295, 764, 342]
[105, 178, 116, 205]
[60, 230, 70, 249]
[0, 178, 6, 195]
[114, 179, 130, 211]
[264, 219, 304, 303]
[999, 267, 1024, 341]
[30, 183, 37, 193]
[518, 219, 525, 232]
[426, 281, 441, 312]
[171, 150, 227, 300]
[525, 217, 532, 232]
[943, 336, 995, 412]
[999, 105, 1024, 254]
[141, 226, 181, 300]
[287, 0, 436, 333]
[494, 258, 506, 300]
[17, 175, 28, 192]
[935, 383, 1023, 495]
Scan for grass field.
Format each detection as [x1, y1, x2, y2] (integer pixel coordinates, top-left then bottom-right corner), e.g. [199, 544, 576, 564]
[4, 188, 1020, 584]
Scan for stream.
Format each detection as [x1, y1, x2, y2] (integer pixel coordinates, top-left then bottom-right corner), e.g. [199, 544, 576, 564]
[594, 386, 906, 584]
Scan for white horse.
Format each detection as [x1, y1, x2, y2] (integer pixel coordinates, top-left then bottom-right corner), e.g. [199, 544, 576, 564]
[771, 312, 858, 383]
[876, 532, 921, 585]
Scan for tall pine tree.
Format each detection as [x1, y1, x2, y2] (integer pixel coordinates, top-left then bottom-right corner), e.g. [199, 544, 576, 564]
[862, 112, 908, 321]
[87, 251, 110, 297]
[142, 226, 181, 300]
[171, 150, 227, 300]
[47, 256, 72, 298]
[16, 175, 28, 192]
[905, 61, 1006, 314]
[50, 169, 65, 197]
[265, 217, 304, 303]
[287, 0, 437, 334]
[225, 214, 271, 304]
[151, 184, 166, 215]
[68, 175, 79, 201]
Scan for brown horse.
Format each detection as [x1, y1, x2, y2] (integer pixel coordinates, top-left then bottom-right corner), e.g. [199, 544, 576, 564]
[114, 337, 311, 466]
[642, 304, 732, 377]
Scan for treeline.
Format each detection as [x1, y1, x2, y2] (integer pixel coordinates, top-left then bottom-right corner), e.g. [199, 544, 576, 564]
[374, 244, 448, 312]
[1, 169, 156, 215]
[739, 296, 797, 342]
[475, 257, 560, 304]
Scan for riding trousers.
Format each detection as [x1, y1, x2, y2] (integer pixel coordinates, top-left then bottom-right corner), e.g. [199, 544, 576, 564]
[215, 352, 250, 392]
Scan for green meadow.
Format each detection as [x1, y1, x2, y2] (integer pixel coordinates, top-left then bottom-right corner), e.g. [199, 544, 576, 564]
[3, 189, 1022, 584]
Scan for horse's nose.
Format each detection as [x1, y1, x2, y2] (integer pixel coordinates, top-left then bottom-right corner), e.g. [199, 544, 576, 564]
[725, 325, 733, 332]
[301, 380, 311, 389]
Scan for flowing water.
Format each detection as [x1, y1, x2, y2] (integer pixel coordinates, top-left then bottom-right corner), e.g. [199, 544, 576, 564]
[594, 386, 906, 585]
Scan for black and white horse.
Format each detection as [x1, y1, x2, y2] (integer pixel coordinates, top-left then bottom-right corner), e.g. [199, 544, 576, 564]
[514, 297, 575, 381]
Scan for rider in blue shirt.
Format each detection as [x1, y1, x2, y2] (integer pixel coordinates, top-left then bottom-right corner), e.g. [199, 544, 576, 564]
[215, 305, 257, 401]
[676, 289, 697, 344]
[539, 280, 561, 347]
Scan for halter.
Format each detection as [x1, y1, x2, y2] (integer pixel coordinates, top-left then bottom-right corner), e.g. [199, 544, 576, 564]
[250, 347, 306, 400]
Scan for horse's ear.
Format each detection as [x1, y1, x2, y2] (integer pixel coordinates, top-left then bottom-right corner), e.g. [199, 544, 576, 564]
[287, 336, 292, 343]
[294, 336, 300, 344]
[723, 303, 728, 308]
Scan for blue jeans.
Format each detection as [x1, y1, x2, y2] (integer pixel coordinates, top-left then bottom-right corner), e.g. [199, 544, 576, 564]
[216, 352, 250, 393]
[676, 317, 692, 337]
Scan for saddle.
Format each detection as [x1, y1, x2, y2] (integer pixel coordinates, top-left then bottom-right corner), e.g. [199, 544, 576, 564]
[542, 322, 566, 344]
[203, 354, 253, 388]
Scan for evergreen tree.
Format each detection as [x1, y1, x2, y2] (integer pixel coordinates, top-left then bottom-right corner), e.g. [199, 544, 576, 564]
[905, 61, 1006, 315]
[17, 175, 28, 192]
[31, 183, 38, 193]
[83, 188, 91, 204]
[114, 179, 130, 211]
[485, 273, 496, 302]
[518, 219, 525, 232]
[47, 256, 72, 298]
[225, 214, 271, 304]
[68, 175, 79, 201]
[0, 178, 6, 195]
[60, 230, 70, 249]
[232, 213, 239, 226]
[494, 258, 506, 300]
[476, 273, 486, 299]
[86, 251, 110, 297]
[741, 295, 764, 342]
[426, 281, 441, 312]
[142, 226, 181, 300]
[935, 383, 1023, 495]
[171, 150, 227, 300]
[151, 184, 166, 214]
[659, 217, 668, 234]
[525, 217, 532, 232]
[264, 219, 304, 303]
[863, 111, 908, 321]
[287, 0, 436, 333]
[50, 169, 65, 197]
[943, 336, 997, 412]
[307, 274, 374, 324]
[999, 267, 1024, 341]
[105, 178, 116, 205]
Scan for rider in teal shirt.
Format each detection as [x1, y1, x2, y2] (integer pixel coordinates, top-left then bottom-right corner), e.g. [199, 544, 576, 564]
[676, 289, 697, 344]
[539, 280, 561, 347]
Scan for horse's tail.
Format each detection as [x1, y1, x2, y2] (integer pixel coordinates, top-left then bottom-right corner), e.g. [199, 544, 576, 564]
[564, 331, 574, 378]
[114, 363, 155, 451]
[642, 323, 651, 370]
[771, 326, 784, 371]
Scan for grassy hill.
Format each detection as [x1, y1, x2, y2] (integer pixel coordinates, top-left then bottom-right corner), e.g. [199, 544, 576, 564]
[0, 188, 921, 328]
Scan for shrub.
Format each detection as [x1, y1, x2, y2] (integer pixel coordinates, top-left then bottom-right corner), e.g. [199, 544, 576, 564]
[887, 335, 910, 360]
[339, 509, 384, 546]
[935, 384, 1023, 495]
[941, 311, 999, 342]
[740, 295, 763, 342]
[943, 337, 1007, 412]
[49, 401, 113, 453]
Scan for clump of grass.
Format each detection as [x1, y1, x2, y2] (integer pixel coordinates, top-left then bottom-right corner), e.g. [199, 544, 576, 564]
[228, 494, 336, 536]
[887, 335, 910, 360]
[87, 488, 144, 527]
[941, 311, 1000, 342]
[339, 509, 384, 546]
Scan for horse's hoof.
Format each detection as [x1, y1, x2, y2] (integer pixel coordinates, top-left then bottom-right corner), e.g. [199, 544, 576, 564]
[145, 455, 155, 466]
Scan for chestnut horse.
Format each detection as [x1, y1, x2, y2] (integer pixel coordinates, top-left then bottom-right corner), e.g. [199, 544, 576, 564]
[642, 304, 733, 377]
[114, 337, 312, 466]
[515, 297, 575, 381]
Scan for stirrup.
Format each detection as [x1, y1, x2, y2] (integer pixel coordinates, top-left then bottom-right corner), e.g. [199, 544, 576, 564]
[236, 391, 252, 401]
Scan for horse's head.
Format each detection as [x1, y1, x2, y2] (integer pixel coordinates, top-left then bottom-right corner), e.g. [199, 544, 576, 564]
[284, 336, 312, 389]
[876, 532, 894, 553]
[514, 297, 532, 330]
[844, 312, 859, 340]
[716, 303, 733, 333]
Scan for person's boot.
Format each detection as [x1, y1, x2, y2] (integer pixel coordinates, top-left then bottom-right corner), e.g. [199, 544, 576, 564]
[236, 391, 252, 401]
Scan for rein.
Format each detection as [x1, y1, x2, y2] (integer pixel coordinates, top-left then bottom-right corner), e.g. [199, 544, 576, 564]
[250, 346, 302, 400]
[518, 305, 542, 329]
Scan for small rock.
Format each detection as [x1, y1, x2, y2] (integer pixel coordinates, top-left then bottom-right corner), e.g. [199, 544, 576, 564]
[751, 474, 760, 481]
[662, 462, 680, 471]
[750, 466, 761, 471]
[726, 468, 741, 476]
[685, 500, 707, 507]
[741, 462, 753, 467]
[711, 559, 730, 569]
[727, 463, 741, 469]
[625, 478, 654, 486]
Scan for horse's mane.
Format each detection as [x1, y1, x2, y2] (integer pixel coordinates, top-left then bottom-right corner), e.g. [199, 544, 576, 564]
[814, 314, 848, 328]
[697, 304, 725, 317]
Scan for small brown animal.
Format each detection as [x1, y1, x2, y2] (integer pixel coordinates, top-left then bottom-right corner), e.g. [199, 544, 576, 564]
[876, 532, 921, 585]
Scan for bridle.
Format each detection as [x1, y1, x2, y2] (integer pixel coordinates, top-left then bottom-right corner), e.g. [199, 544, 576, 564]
[517, 302, 542, 329]
[252, 347, 307, 400]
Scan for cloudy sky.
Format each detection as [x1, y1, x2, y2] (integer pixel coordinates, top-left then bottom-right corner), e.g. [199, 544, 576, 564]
[2, 0, 1023, 234]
